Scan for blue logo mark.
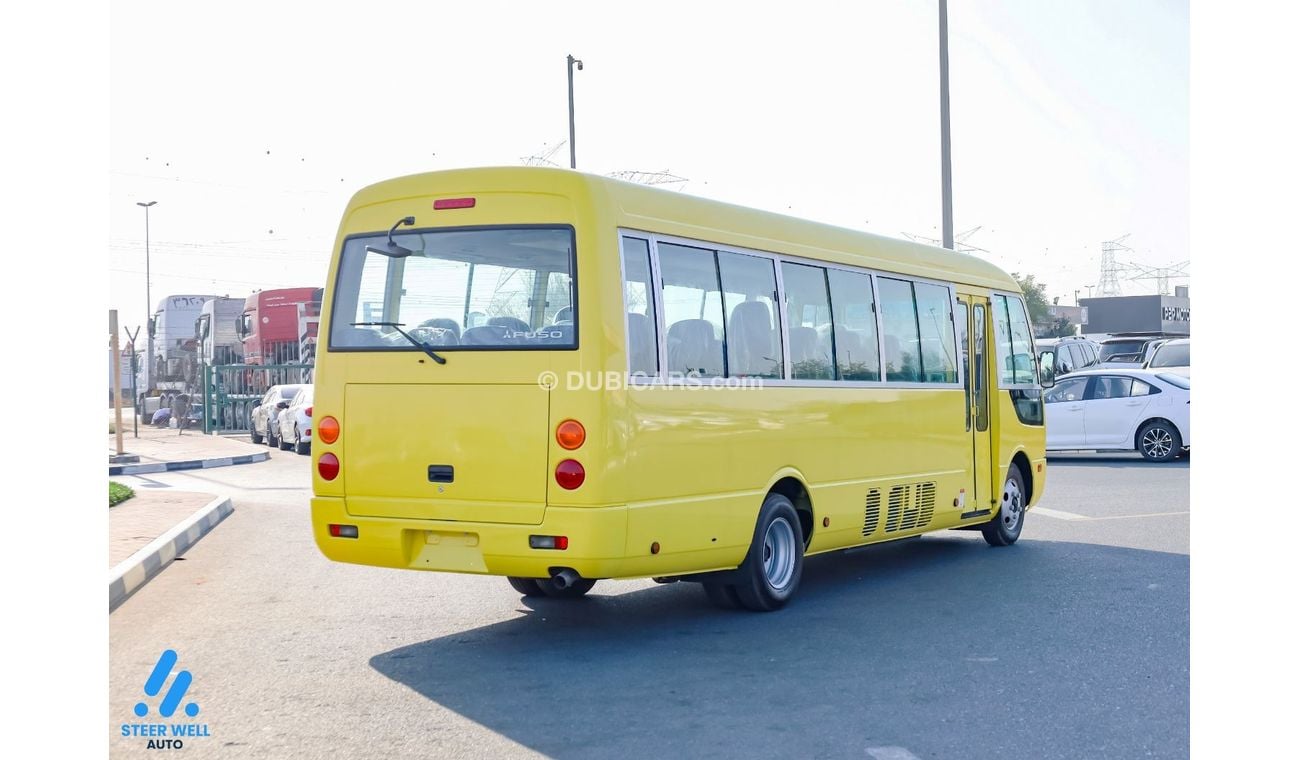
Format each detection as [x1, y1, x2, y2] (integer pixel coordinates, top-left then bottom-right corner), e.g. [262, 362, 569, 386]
[134, 650, 200, 719]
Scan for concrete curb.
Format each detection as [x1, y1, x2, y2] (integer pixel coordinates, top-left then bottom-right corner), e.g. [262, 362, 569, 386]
[109, 451, 268, 476]
[109, 495, 234, 612]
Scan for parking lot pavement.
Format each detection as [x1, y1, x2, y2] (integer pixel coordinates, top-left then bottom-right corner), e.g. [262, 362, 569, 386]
[109, 451, 1189, 759]
[1026, 453, 1190, 554]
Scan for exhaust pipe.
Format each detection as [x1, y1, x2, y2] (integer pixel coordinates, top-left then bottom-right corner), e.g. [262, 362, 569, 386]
[550, 568, 581, 590]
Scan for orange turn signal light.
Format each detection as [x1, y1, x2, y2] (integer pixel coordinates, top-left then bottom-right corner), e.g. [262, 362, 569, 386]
[556, 420, 585, 450]
[318, 416, 340, 444]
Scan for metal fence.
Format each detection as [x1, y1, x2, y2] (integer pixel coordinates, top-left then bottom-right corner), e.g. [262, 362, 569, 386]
[202, 364, 313, 434]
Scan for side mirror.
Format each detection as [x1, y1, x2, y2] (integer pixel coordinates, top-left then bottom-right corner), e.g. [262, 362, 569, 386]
[1040, 368, 1055, 389]
[276, 400, 290, 410]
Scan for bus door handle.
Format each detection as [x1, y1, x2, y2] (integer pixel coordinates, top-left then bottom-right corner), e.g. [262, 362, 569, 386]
[428, 465, 454, 483]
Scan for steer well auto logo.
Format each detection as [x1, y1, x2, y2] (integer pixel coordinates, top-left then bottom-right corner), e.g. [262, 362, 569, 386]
[120, 649, 211, 749]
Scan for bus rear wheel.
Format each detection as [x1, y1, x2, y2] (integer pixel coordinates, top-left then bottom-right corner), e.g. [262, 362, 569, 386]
[982, 467, 1026, 547]
[506, 577, 545, 597]
[702, 581, 742, 609]
[731, 493, 804, 612]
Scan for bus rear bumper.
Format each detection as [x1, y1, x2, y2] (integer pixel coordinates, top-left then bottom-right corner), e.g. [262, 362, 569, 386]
[311, 497, 629, 579]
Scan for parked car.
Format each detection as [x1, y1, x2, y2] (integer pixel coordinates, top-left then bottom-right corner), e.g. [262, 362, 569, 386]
[1096, 335, 1169, 368]
[1037, 336, 1101, 383]
[1144, 338, 1190, 378]
[1044, 368, 1190, 462]
[276, 385, 314, 455]
[249, 384, 307, 446]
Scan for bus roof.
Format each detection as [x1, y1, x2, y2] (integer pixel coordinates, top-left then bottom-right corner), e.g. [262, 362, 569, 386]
[347, 167, 1022, 293]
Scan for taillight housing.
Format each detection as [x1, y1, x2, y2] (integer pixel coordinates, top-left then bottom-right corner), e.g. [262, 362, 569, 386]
[318, 452, 339, 480]
[318, 416, 339, 444]
[556, 420, 585, 450]
[555, 459, 585, 490]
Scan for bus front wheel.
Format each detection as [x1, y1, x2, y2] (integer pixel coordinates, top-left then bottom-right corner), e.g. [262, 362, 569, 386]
[982, 467, 1026, 547]
[732, 493, 804, 612]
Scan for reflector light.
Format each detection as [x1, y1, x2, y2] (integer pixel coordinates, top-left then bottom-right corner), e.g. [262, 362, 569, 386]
[328, 524, 358, 538]
[433, 197, 476, 210]
[318, 452, 340, 480]
[555, 459, 585, 490]
[318, 416, 340, 444]
[529, 535, 569, 550]
[556, 420, 586, 450]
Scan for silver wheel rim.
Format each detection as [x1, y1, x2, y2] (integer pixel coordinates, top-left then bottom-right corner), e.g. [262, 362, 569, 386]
[1001, 478, 1023, 533]
[1142, 427, 1173, 459]
[762, 517, 797, 591]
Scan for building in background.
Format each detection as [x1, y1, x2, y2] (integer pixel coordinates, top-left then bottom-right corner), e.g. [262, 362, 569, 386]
[1080, 286, 1190, 337]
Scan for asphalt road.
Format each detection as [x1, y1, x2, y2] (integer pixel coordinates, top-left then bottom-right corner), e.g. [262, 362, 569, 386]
[110, 446, 1189, 759]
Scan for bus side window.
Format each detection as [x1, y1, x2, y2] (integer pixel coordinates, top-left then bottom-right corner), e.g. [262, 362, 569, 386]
[826, 269, 880, 381]
[658, 243, 725, 378]
[621, 237, 659, 376]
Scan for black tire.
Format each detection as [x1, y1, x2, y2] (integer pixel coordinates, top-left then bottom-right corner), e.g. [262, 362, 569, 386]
[982, 466, 1026, 547]
[535, 577, 597, 599]
[702, 581, 743, 609]
[732, 493, 805, 612]
[250, 421, 263, 445]
[1137, 420, 1182, 463]
[506, 576, 546, 597]
[294, 428, 310, 456]
[279, 427, 294, 450]
[267, 424, 278, 448]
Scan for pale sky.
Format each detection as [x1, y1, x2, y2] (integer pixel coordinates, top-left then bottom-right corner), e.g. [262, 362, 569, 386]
[109, 0, 1188, 332]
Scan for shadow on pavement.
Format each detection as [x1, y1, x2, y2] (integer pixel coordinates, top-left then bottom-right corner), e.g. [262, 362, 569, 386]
[370, 537, 1188, 759]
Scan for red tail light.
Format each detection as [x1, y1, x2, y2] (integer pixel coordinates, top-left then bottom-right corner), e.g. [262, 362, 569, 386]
[305, 406, 313, 417]
[555, 459, 585, 490]
[318, 452, 339, 481]
[433, 197, 476, 210]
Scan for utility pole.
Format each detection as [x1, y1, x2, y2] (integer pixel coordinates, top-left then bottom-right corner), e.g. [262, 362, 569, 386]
[137, 201, 157, 393]
[567, 55, 583, 169]
[939, 0, 954, 250]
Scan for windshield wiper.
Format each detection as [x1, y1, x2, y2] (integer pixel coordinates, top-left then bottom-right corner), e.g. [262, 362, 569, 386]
[351, 322, 447, 364]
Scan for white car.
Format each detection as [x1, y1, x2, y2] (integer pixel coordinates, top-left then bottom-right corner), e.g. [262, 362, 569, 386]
[1144, 338, 1190, 378]
[250, 384, 307, 447]
[1045, 368, 1190, 462]
[276, 385, 314, 455]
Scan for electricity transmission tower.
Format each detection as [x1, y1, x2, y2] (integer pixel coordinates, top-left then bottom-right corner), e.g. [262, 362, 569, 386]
[521, 141, 566, 167]
[1127, 261, 1190, 295]
[904, 225, 988, 254]
[608, 170, 688, 188]
[1097, 234, 1133, 296]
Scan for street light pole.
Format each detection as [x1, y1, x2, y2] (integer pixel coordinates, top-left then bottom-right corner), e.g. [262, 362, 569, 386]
[939, 0, 954, 250]
[567, 54, 583, 169]
[137, 201, 157, 393]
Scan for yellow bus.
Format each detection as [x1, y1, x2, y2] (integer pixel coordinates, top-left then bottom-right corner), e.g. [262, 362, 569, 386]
[310, 167, 1048, 611]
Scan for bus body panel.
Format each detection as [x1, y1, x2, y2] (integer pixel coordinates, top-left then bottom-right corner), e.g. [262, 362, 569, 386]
[311, 167, 1047, 586]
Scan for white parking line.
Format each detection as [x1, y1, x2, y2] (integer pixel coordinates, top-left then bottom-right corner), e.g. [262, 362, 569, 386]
[1033, 507, 1089, 521]
[867, 748, 922, 760]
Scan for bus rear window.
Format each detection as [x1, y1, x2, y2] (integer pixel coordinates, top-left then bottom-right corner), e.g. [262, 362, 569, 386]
[329, 226, 576, 350]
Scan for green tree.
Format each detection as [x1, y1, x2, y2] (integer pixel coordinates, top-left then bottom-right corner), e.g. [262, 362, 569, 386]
[1051, 316, 1076, 338]
[1011, 272, 1052, 327]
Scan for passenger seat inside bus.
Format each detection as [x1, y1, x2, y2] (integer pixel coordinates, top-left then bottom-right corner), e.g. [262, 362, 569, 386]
[668, 319, 721, 376]
[728, 301, 778, 376]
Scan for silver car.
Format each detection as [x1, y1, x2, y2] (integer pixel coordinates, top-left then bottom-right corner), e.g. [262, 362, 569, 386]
[249, 384, 306, 447]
